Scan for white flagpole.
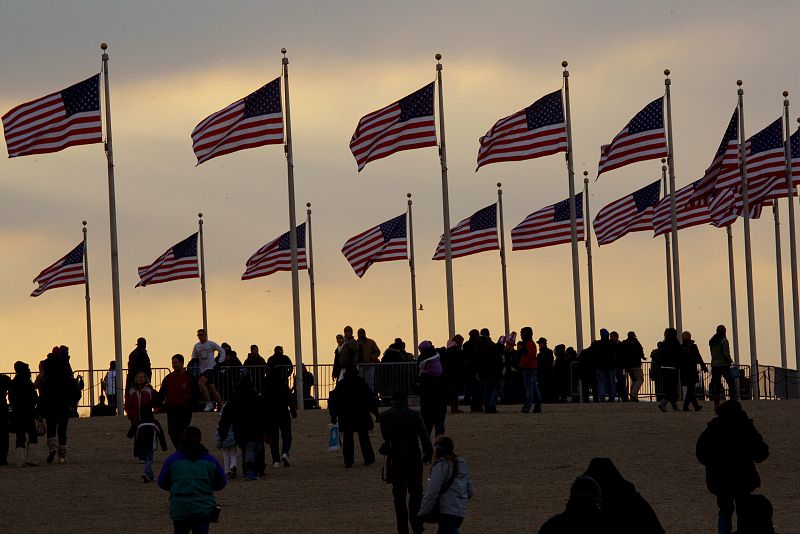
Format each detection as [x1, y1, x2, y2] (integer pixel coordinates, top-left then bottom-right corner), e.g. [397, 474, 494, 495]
[82, 221, 95, 407]
[726, 225, 742, 365]
[583, 171, 597, 341]
[282, 48, 304, 411]
[100, 43, 124, 416]
[436, 53, 456, 340]
[664, 69, 683, 334]
[408, 194, 420, 356]
[773, 201, 787, 368]
[198, 213, 208, 333]
[736, 80, 759, 398]
[497, 183, 511, 336]
[306, 203, 319, 402]
[562, 61, 584, 352]
[661, 160, 675, 328]
[781, 93, 800, 370]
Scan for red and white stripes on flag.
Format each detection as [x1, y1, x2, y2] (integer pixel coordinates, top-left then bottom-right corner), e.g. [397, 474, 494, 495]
[349, 82, 437, 171]
[652, 181, 712, 236]
[192, 77, 283, 165]
[341, 214, 408, 278]
[3, 74, 102, 158]
[511, 194, 584, 251]
[30, 242, 86, 297]
[433, 203, 498, 260]
[136, 233, 199, 287]
[593, 180, 661, 246]
[597, 97, 668, 177]
[242, 224, 307, 280]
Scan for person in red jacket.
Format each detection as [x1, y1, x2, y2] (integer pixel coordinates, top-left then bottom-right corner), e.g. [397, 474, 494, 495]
[125, 371, 167, 482]
[160, 354, 200, 449]
[519, 327, 542, 414]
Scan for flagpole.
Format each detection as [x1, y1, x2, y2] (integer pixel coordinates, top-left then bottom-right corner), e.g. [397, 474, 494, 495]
[773, 201, 787, 368]
[408, 193, 420, 356]
[436, 53, 456, 340]
[737, 80, 759, 398]
[306, 202, 319, 402]
[198, 213, 208, 333]
[583, 171, 597, 341]
[282, 48, 304, 411]
[497, 183, 511, 336]
[100, 43, 124, 416]
[562, 61, 584, 352]
[82, 221, 95, 407]
[661, 160, 675, 328]
[726, 225, 741, 365]
[664, 69, 683, 334]
[781, 92, 800, 370]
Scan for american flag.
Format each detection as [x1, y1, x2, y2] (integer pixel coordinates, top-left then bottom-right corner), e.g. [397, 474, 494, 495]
[30, 242, 86, 297]
[433, 204, 498, 260]
[511, 194, 584, 251]
[476, 90, 567, 170]
[349, 82, 437, 171]
[242, 224, 307, 280]
[652, 180, 713, 236]
[136, 233, 199, 287]
[341, 214, 407, 278]
[593, 180, 661, 246]
[708, 189, 740, 228]
[3, 74, 102, 158]
[690, 108, 740, 202]
[192, 77, 283, 165]
[597, 97, 668, 177]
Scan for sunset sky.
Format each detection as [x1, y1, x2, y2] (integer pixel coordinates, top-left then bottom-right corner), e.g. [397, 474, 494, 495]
[2, 0, 799, 377]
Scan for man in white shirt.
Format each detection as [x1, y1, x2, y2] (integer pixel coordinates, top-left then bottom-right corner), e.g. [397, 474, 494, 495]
[191, 328, 225, 411]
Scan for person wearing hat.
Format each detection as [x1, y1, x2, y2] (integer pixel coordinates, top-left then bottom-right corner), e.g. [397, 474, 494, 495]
[418, 341, 447, 437]
[536, 337, 555, 404]
[379, 391, 434, 534]
[538, 475, 611, 533]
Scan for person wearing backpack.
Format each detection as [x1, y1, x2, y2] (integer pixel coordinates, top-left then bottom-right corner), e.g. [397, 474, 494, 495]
[418, 436, 474, 534]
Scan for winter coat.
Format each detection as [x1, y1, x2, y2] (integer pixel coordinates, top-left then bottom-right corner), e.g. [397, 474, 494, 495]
[125, 385, 159, 428]
[680, 340, 708, 385]
[158, 442, 227, 521]
[9, 374, 38, 423]
[710, 338, 733, 367]
[696, 402, 769, 496]
[218, 390, 268, 445]
[358, 337, 381, 364]
[379, 404, 433, 465]
[38, 353, 79, 416]
[266, 353, 294, 378]
[128, 347, 152, 378]
[133, 420, 168, 458]
[160, 371, 199, 411]
[658, 338, 682, 369]
[590, 339, 616, 371]
[419, 457, 474, 519]
[339, 338, 360, 371]
[537, 347, 555, 374]
[263, 377, 297, 420]
[328, 374, 378, 432]
[618, 338, 645, 370]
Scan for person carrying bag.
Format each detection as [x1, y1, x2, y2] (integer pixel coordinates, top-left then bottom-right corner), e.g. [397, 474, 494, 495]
[418, 436, 474, 534]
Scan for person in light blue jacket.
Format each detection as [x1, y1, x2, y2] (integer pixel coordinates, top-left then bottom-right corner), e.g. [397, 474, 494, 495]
[419, 436, 474, 534]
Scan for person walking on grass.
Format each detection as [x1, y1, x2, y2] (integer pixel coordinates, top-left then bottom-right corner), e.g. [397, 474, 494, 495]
[9, 362, 39, 468]
[657, 328, 682, 412]
[418, 436, 474, 534]
[191, 329, 225, 412]
[681, 331, 708, 412]
[126, 370, 168, 482]
[519, 327, 542, 414]
[709, 325, 738, 408]
[158, 426, 227, 534]
[160, 354, 200, 448]
[328, 366, 378, 468]
[39, 347, 80, 464]
[264, 368, 297, 468]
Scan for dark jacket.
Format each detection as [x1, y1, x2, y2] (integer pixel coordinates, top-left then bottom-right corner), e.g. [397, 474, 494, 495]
[379, 403, 433, 464]
[618, 338, 645, 369]
[680, 340, 708, 385]
[696, 401, 769, 496]
[243, 353, 267, 367]
[160, 371, 200, 411]
[590, 339, 616, 372]
[328, 374, 378, 432]
[218, 387, 269, 445]
[472, 336, 502, 380]
[128, 347, 152, 377]
[38, 353, 79, 416]
[263, 375, 297, 420]
[158, 441, 227, 522]
[539, 498, 612, 534]
[9, 373, 38, 422]
[583, 458, 664, 534]
[658, 337, 682, 369]
[538, 347, 555, 374]
[266, 353, 294, 377]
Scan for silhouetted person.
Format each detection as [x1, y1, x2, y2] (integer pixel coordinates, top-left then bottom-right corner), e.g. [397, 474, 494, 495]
[696, 400, 769, 534]
[539, 475, 611, 534]
[9, 362, 39, 467]
[339, 326, 360, 379]
[583, 457, 664, 534]
[709, 325, 737, 408]
[553, 344, 571, 403]
[90, 395, 116, 417]
[618, 332, 646, 402]
[328, 367, 378, 467]
[264, 368, 297, 468]
[380, 391, 434, 534]
[519, 327, 542, 413]
[218, 376, 269, 481]
[462, 330, 483, 412]
[681, 331, 708, 412]
[537, 337, 555, 403]
[418, 341, 447, 437]
[441, 335, 465, 414]
[39, 347, 79, 463]
[591, 329, 616, 402]
[610, 331, 627, 402]
[266, 346, 294, 384]
[126, 337, 152, 393]
[577, 345, 597, 402]
[102, 361, 118, 412]
[478, 329, 503, 412]
[160, 354, 200, 448]
[657, 328, 682, 412]
[732, 494, 775, 534]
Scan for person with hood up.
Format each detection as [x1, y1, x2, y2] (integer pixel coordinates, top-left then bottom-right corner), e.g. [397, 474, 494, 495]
[9, 361, 39, 467]
[217, 376, 268, 481]
[518, 327, 542, 413]
[538, 475, 612, 534]
[680, 331, 708, 412]
[125, 370, 168, 482]
[418, 436, 474, 534]
[328, 366, 378, 468]
[418, 341, 447, 437]
[696, 400, 769, 534]
[657, 328, 682, 412]
[158, 426, 227, 533]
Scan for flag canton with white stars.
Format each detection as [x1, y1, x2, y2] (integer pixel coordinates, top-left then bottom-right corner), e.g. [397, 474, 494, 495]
[750, 119, 783, 154]
[627, 98, 664, 134]
[61, 74, 100, 117]
[244, 78, 282, 119]
[553, 193, 583, 222]
[469, 204, 497, 231]
[380, 214, 407, 241]
[715, 109, 739, 157]
[278, 223, 306, 250]
[172, 234, 198, 259]
[792, 129, 800, 158]
[632, 181, 661, 212]
[526, 90, 564, 130]
[62, 243, 85, 265]
[399, 83, 434, 122]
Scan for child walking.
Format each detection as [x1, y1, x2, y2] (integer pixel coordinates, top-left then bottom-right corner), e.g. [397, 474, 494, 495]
[125, 371, 167, 482]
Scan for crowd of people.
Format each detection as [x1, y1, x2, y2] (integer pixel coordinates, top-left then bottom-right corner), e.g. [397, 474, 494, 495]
[0, 323, 771, 533]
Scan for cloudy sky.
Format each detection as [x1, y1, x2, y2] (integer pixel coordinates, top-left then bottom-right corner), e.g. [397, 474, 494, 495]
[2, 0, 799, 376]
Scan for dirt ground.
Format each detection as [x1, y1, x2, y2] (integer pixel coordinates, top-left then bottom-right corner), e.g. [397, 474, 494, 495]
[1, 401, 798, 533]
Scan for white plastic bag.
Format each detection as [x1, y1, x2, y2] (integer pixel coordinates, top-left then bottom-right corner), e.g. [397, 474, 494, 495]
[327, 423, 341, 451]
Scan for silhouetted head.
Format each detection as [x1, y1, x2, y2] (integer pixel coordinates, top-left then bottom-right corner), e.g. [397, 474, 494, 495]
[343, 326, 353, 338]
[600, 328, 609, 340]
[136, 337, 146, 348]
[520, 327, 533, 341]
[480, 328, 490, 337]
[391, 391, 408, 406]
[570, 475, 602, 505]
[357, 328, 366, 339]
[627, 331, 636, 340]
[468, 329, 480, 339]
[664, 328, 678, 342]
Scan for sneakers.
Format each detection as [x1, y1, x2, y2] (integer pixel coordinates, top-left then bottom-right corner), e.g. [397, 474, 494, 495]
[520, 408, 530, 414]
[141, 473, 154, 483]
[226, 466, 237, 479]
[244, 472, 258, 481]
[273, 462, 282, 468]
[281, 453, 290, 467]
[203, 402, 215, 412]
[46, 438, 57, 464]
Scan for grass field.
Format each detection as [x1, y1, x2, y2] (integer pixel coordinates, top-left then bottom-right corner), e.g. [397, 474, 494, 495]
[2, 400, 798, 533]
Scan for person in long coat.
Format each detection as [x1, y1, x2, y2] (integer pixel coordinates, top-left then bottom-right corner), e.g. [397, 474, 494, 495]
[328, 367, 378, 468]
